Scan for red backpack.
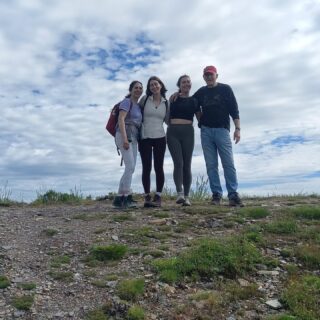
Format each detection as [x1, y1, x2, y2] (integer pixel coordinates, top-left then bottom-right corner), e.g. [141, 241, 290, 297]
[105, 100, 133, 136]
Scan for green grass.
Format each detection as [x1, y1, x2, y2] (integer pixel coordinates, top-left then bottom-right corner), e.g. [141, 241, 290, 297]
[282, 275, 320, 320]
[112, 213, 134, 222]
[152, 236, 261, 283]
[127, 305, 145, 320]
[0, 275, 10, 288]
[48, 271, 74, 281]
[41, 228, 59, 237]
[291, 206, 320, 220]
[85, 309, 108, 320]
[294, 245, 320, 269]
[189, 175, 210, 201]
[12, 295, 34, 310]
[90, 244, 128, 261]
[238, 207, 270, 219]
[264, 219, 298, 234]
[50, 255, 71, 268]
[17, 282, 36, 290]
[116, 278, 145, 301]
[224, 282, 261, 301]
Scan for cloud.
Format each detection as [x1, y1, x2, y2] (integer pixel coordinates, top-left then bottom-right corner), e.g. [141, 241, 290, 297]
[1, 0, 320, 201]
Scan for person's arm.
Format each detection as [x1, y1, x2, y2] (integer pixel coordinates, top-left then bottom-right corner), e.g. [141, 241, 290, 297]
[118, 110, 130, 150]
[233, 118, 241, 144]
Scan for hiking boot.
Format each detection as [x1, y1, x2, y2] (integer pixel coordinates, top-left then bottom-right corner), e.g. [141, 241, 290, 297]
[228, 193, 244, 207]
[211, 193, 222, 205]
[152, 194, 162, 207]
[127, 194, 138, 203]
[144, 194, 155, 208]
[113, 195, 124, 208]
[176, 195, 185, 204]
[123, 196, 137, 208]
[182, 197, 191, 206]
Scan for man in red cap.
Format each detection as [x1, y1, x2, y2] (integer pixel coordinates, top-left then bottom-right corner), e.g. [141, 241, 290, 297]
[193, 65, 243, 206]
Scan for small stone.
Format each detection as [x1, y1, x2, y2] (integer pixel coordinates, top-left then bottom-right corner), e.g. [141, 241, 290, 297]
[111, 235, 119, 241]
[238, 278, 250, 287]
[258, 270, 279, 276]
[265, 299, 282, 309]
[149, 219, 167, 225]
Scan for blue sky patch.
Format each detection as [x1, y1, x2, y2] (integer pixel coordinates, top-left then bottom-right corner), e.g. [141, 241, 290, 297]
[271, 135, 306, 147]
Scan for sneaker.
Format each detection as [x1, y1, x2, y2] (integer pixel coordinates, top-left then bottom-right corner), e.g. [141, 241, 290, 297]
[211, 193, 222, 205]
[176, 195, 185, 204]
[144, 194, 155, 208]
[113, 195, 124, 208]
[228, 193, 244, 207]
[152, 194, 162, 207]
[182, 198, 191, 206]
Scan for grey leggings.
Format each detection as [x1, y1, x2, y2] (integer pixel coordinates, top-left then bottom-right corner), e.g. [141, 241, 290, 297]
[167, 124, 194, 196]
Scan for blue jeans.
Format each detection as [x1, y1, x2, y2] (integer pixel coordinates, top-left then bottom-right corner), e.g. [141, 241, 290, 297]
[200, 126, 238, 198]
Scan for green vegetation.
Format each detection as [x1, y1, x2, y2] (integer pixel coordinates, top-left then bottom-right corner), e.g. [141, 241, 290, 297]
[224, 282, 261, 301]
[264, 219, 298, 234]
[18, 282, 36, 290]
[238, 207, 270, 219]
[33, 187, 86, 205]
[12, 295, 34, 310]
[116, 278, 145, 301]
[85, 309, 108, 320]
[48, 271, 74, 281]
[90, 244, 128, 261]
[291, 206, 320, 220]
[152, 236, 261, 283]
[41, 228, 59, 237]
[282, 275, 320, 320]
[294, 245, 320, 269]
[127, 305, 145, 320]
[266, 315, 297, 320]
[50, 255, 71, 268]
[72, 213, 106, 221]
[0, 181, 14, 206]
[189, 175, 210, 201]
[0, 275, 10, 289]
[112, 213, 134, 222]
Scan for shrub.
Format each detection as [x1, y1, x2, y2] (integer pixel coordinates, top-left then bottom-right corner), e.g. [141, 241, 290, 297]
[90, 244, 127, 261]
[116, 278, 145, 301]
[282, 275, 320, 319]
[0, 275, 10, 289]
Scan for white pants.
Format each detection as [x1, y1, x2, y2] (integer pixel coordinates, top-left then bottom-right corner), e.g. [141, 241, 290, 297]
[115, 131, 138, 195]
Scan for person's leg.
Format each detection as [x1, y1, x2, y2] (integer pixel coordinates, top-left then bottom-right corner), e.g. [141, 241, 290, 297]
[215, 128, 238, 197]
[200, 126, 222, 196]
[167, 126, 184, 194]
[181, 125, 194, 197]
[115, 132, 136, 195]
[153, 137, 166, 193]
[139, 139, 152, 194]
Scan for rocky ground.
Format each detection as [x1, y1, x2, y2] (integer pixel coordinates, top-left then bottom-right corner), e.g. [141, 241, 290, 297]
[0, 196, 319, 320]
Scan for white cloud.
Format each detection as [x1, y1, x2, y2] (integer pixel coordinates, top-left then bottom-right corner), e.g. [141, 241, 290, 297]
[1, 0, 320, 201]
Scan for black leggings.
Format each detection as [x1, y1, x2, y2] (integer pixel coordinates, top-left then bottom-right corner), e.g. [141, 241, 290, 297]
[139, 137, 166, 194]
[167, 124, 194, 196]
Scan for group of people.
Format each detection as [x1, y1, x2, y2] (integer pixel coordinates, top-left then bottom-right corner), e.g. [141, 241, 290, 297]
[112, 65, 244, 209]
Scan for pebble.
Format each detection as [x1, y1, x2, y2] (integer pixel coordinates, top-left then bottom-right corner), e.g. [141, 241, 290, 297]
[265, 299, 282, 309]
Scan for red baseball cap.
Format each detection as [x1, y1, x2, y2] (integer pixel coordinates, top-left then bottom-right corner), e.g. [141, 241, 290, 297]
[203, 65, 217, 74]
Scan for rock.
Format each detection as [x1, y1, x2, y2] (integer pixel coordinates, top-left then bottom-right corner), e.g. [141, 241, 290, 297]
[265, 299, 282, 309]
[258, 270, 279, 276]
[149, 219, 167, 225]
[238, 278, 250, 287]
[111, 235, 119, 241]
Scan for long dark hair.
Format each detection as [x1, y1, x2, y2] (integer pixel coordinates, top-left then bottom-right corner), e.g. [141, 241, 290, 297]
[176, 74, 190, 93]
[125, 80, 143, 98]
[146, 76, 167, 98]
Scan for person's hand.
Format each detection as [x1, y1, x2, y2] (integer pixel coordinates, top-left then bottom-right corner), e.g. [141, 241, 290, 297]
[233, 129, 240, 144]
[123, 141, 130, 150]
[169, 92, 179, 102]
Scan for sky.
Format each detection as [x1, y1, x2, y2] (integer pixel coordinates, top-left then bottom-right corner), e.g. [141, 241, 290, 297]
[1, 0, 320, 202]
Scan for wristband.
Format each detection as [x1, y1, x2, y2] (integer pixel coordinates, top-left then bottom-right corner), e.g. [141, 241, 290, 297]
[235, 127, 241, 131]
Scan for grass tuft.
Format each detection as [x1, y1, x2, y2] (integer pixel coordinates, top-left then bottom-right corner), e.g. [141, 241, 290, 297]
[116, 278, 145, 301]
[294, 245, 320, 269]
[33, 187, 85, 205]
[90, 244, 127, 261]
[264, 219, 298, 234]
[282, 275, 320, 320]
[291, 206, 320, 220]
[0, 275, 10, 288]
[238, 207, 270, 219]
[12, 295, 34, 310]
[85, 309, 108, 320]
[127, 305, 145, 320]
